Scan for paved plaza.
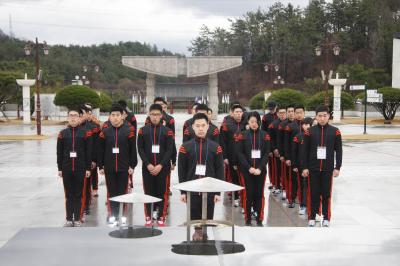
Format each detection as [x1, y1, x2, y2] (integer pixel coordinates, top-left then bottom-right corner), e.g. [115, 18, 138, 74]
[0, 114, 400, 264]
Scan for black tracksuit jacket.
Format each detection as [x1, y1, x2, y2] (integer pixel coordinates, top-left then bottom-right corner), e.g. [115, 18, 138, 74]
[303, 124, 343, 172]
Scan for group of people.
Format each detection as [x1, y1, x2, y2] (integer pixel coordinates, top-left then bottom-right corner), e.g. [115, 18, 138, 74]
[56, 96, 342, 239]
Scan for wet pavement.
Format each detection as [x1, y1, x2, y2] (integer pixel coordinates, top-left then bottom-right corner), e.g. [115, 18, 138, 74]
[1, 114, 400, 248]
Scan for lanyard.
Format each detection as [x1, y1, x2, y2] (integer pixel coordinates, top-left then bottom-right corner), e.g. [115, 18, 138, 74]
[70, 127, 76, 151]
[150, 125, 162, 145]
[111, 127, 119, 148]
[249, 129, 261, 150]
[194, 139, 209, 165]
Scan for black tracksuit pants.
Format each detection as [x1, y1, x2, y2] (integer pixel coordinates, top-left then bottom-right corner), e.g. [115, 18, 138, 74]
[229, 165, 241, 198]
[91, 167, 98, 190]
[308, 170, 333, 221]
[190, 193, 215, 221]
[62, 169, 85, 222]
[243, 171, 266, 222]
[142, 166, 169, 219]
[105, 170, 129, 218]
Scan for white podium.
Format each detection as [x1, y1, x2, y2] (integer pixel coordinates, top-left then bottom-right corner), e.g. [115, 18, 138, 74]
[109, 192, 162, 238]
[172, 177, 245, 255]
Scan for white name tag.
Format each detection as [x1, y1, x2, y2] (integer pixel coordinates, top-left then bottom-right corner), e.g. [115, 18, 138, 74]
[152, 145, 160, 154]
[70, 152, 77, 158]
[251, 150, 261, 159]
[112, 147, 120, 154]
[317, 146, 326, 159]
[195, 164, 206, 176]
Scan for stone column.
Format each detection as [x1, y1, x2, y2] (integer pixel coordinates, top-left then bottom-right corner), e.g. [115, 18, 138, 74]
[208, 73, 218, 121]
[146, 73, 155, 112]
[16, 73, 35, 124]
[328, 73, 347, 123]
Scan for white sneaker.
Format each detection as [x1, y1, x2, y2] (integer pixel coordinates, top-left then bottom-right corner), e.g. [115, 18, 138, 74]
[108, 216, 116, 224]
[153, 211, 158, 220]
[74, 221, 82, 227]
[145, 217, 152, 227]
[281, 191, 286, 200]
[308, 220, 316, 227]
[64, 221, 73, 227]
[241, 208, 245, 214]
[322, 220, 330, 227]
[298, 207, 306, 216]
[316, 214, 322, 222]
[234, 199, 240, 207]
[120, 216, 127, 225]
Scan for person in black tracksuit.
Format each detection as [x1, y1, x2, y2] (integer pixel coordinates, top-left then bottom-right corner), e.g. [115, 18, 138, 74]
[236, 112, 271, 226]
[268, 107, 287, 194]
[277, 105, 295, 201]
[261, 101, 278, 190]
[291, 117, 313, 216]
[80, 104, 101, 215]
[220, 104, 247, 205]
[98, 104, 137, 223]
[178, 113, 224, 241]
[283, 105, 305, 208]
[57, 108, 92, 227]
[138, 104, 175, 227]
[183, 105, 220, 143]
[302, 106, 342, 227]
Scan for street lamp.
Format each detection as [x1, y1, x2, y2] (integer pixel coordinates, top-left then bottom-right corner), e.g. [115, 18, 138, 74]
[264, 62, 280, 88]
[82, 64, 99, 88]
[24, 38, 49, 135]
[315, 37, 340, 106]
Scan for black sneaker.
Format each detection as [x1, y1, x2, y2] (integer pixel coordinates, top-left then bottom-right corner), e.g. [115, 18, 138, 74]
[84, 209, 90, 215]
[245, 220, 251, 226]
[268, 185, 273, 190]
[287, 203, 295, 208]
[256, 220, 263, 227]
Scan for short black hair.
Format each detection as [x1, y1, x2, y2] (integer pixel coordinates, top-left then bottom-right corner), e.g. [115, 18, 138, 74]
[230, 104, 244, 112]
[302, 117, 314, 125]
[315, 105, 330, 114]
[149, 103, 163, 113]
[68, 107, 82, 115]
[154, 97, 167, 105]
[230, 101, 241, 108]
[196, 103, 209, 112]
[207, 107, 213, 113]
[294, 104, 305, 111]
[286, 104, 295, 110]
[110, 104, 124, 114]
[192, 112, 209, 123]
[247, 111, 261, 124]
[117, 100, 128, 109]
[267, 101, 277, 109]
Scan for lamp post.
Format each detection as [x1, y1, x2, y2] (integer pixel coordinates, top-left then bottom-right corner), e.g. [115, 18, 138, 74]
[315, 37, 340, 106]
[82, 64, 99, 88]
[264, 63, 279, 88]
[24, 38, 49, 135]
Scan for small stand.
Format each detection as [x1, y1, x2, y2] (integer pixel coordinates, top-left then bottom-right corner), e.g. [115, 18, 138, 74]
[108, 193, 163, 239]
[172, 177, 245, 255]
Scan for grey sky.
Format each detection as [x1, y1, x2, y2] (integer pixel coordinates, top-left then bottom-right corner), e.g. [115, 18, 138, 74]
[0, 0, 310, 54]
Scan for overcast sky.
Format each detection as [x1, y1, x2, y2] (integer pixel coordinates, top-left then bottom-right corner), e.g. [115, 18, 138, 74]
[0, 0, 310, 54]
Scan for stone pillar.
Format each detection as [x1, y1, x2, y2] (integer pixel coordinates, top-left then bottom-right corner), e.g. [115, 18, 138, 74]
[208, 73, 218, 121]
[16, 73, 35, 124]
[146, 73, 155, 112]
[328, 73, 347, 123]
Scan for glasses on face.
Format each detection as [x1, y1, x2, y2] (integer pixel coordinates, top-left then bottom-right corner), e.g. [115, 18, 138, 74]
[149, 113, 162, 117]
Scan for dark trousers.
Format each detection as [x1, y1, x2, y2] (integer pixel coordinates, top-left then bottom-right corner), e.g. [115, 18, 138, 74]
[142, 166, 169, 219]
[243, 171, 266, 222]
[289, 168, 300, 204]
[62, 169, 85, 221]
[105, 170, 129, 218]
[272, 156, 281, 189]
[229, 165, 241, 198]
[190, 193, 215, 221]
[308, 170, 333, 221]
[91, 167, 98, 190]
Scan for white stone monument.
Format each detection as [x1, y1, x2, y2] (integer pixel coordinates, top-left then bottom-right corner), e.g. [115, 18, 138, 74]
[122, 56, 242, 120]
[16, 73, 35, 124]
[328, 73, 347, 123]
[392, 36, 400, 88]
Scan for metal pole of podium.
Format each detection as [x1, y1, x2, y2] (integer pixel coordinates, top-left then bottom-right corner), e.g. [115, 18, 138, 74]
[128, 203, 133, 228]
[119, 202, 123, 234]
[232, 192, 235, 242]
[186, 192, 191, 243]
[202, 192, 208, 241]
